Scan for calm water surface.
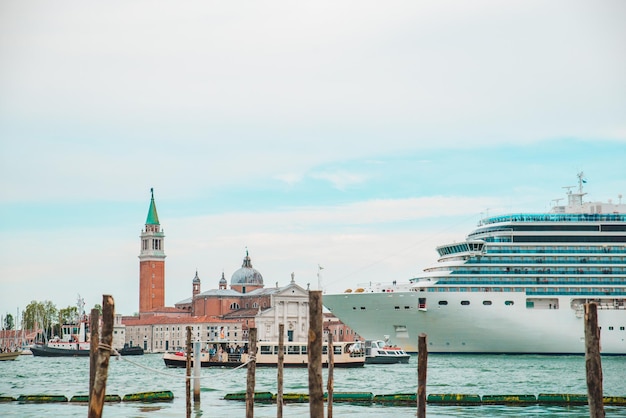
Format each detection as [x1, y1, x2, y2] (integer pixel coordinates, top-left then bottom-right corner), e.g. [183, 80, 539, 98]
[1, 353, 625, 417]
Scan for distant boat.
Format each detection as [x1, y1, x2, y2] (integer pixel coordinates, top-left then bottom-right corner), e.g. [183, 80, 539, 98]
[353, 339, 410, 364]
[117, 344, 144, 356]
[163, 340, 365, 368]
[32, 298, 91, 357]
[0, 350, 21, 361]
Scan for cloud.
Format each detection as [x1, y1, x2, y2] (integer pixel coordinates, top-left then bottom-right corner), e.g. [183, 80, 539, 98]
[310, 171, 370, 191]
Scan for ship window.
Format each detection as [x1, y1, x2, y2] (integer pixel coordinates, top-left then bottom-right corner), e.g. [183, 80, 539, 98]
[438, 301, 448, 305]
[405, 306, 410, 310]
[483, 300, 492, 305]
[395, 306, 400, 310]
[461, 301, 470, 305]
[360, 307, 366, 310]
[506, 300, 515, 306]
[608, 326, 614, 331]
[620, 327, 625, 331]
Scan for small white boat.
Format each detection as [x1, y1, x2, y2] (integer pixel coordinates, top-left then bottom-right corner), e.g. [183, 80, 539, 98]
[353, 339, 411, 364]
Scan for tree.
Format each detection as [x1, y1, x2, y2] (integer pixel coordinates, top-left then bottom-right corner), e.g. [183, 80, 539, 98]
[23, 300, 58, 338]
[59, 306, 78, 325]
[3, 313, 14, 330]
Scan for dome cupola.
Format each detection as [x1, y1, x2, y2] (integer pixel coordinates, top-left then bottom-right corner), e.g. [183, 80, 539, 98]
[231, 249, 263, 287]
[219, 271, 227, 290]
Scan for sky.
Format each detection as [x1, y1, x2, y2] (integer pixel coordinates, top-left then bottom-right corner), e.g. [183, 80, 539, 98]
[1, 0, 625, 319]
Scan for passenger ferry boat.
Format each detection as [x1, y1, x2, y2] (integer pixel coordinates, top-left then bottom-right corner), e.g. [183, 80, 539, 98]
[163, 340, 365, 368]
[323, 174, 626, 354]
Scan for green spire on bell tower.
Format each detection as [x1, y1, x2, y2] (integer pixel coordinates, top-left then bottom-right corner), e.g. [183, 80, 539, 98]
[145, 187, 160, 225]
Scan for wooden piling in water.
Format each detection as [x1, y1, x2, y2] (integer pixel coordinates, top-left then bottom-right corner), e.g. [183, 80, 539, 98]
[193, 341, 201, 403]
[417, 333, 427, 418]
[89, 308, 100, 398]
[88, 295, 114, 418]
[277, 323, 284, 418]
[327, 332, 334, 418]
[585, 302, 605, 418]
[186, 326, 191, 418]
[308, 290, 324, 418]
[246, 327, 257, 418]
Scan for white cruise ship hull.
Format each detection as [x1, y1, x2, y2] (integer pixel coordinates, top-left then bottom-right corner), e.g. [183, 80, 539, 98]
[324, 291, 626, 354]
[325, 175, 626, 354]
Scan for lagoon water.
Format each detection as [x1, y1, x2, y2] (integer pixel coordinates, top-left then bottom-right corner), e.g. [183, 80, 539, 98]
[1, 353, 625, 417]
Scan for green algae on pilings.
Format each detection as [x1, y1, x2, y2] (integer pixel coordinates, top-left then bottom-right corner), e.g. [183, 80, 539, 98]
[324, 391, 374, 403]
[537, 393, 588, 405]
[223, 392, 273, 402]
[427, 393, 481, 405]
[122, 391, 174, 402]
[373, 393, 417, 405]
[481, 394, 537, 405]
[69, 394, 122, 403]
[17, 394, 68, 403]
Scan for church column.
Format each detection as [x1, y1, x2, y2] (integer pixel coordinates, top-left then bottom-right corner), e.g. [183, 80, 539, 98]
[274, 301, 279, 340]
[297, 301, 302, 341]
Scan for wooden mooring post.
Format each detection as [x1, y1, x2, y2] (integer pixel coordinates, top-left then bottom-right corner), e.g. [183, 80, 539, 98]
[186, 326, 192, 418]
[417, 333, 427, 418]
[89, 308, 100, 398]
[277, 323, 284, 418]
[193, 341, 201, 402]
[308, 290, 324, 418]
[584, 302, 605, 418]
[246, 327, 257, 418]
[327, 332, 334, 418]
[88, 295, 114, 418]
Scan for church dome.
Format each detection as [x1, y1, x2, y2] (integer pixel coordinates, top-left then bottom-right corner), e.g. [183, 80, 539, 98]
[231, 251, 263, 286]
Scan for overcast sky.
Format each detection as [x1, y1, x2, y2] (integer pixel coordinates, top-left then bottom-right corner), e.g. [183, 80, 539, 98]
[1, 0, 625, 318]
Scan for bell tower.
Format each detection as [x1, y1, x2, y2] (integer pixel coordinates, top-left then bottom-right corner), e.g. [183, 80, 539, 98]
[139, 188, 166, 314]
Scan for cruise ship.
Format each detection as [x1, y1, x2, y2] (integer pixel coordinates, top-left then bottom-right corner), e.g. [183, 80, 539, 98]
[323, 174, 626, 354]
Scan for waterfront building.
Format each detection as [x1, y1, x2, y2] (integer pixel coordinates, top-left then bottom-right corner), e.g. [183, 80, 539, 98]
[123, 316, 243, 353]
[324, 312, 361, 343]
[112, 314, 126, 350]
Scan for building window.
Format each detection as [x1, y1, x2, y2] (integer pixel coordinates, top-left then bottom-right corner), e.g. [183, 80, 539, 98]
[230, 303, 240, 310]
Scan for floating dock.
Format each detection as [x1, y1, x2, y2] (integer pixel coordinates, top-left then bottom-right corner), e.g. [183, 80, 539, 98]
[223, 391, 626, 406]
[3, 391, 174, 404]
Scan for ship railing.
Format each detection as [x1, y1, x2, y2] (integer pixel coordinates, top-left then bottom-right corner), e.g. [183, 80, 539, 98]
[479, 213, 626, 226]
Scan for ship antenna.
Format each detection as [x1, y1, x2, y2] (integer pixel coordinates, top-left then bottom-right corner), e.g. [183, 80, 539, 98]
[577, 171, 585, 194]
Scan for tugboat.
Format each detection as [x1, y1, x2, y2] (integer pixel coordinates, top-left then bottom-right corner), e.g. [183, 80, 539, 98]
[31, 298, 90, 357]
